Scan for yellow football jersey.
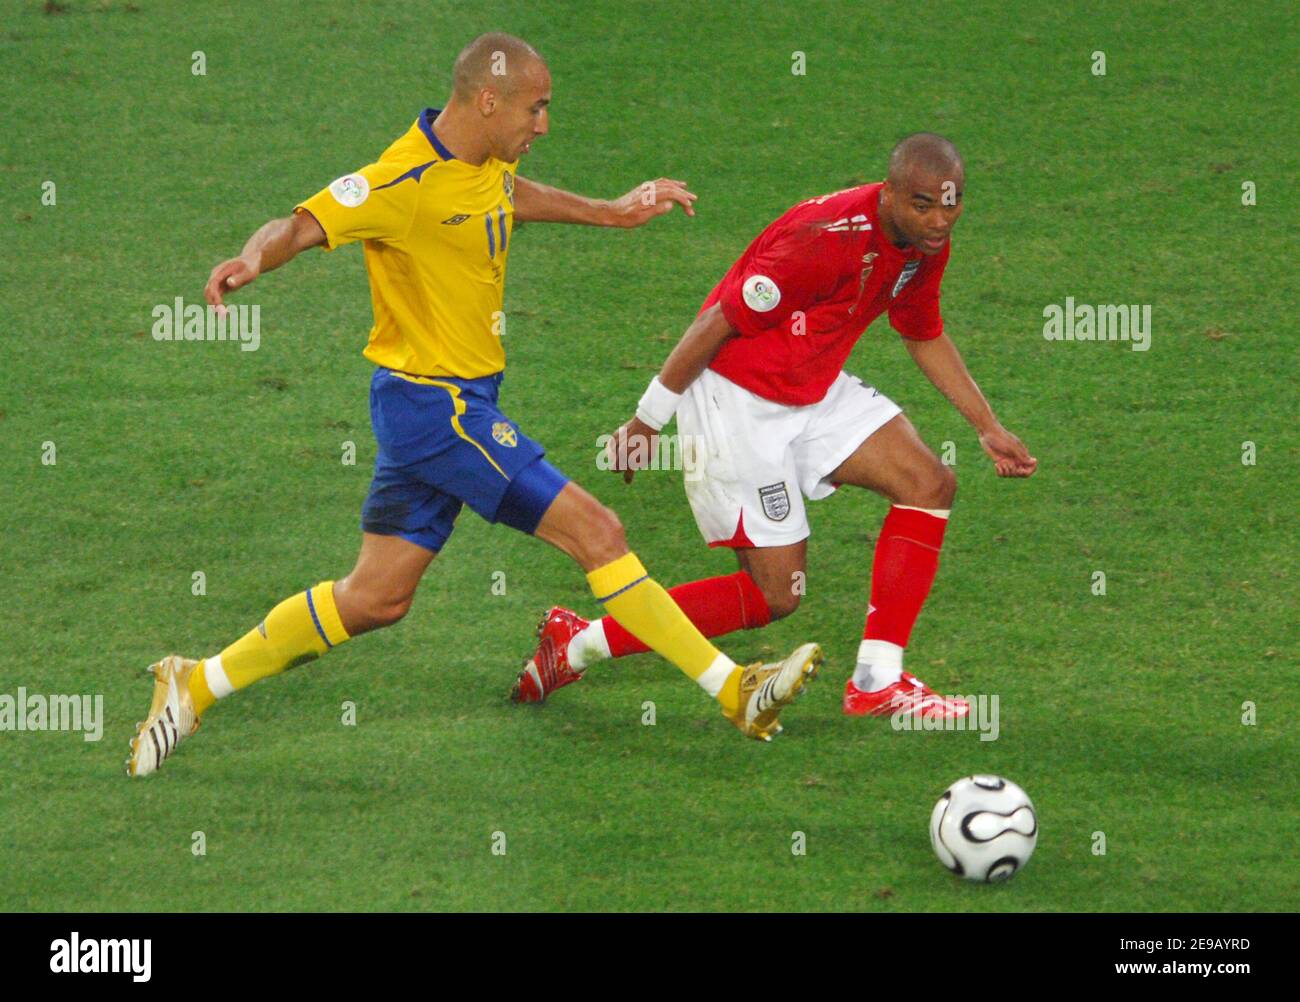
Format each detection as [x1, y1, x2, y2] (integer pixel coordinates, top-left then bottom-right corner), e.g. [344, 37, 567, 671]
[295, 108, 517, 378]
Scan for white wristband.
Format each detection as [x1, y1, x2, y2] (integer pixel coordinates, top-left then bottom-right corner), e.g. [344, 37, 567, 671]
[635, 376, 682, 432]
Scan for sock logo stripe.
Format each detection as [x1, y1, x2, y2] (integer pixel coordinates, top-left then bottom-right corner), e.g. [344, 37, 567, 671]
[593, 575, 648, 605]
[304, 589, 333, 649]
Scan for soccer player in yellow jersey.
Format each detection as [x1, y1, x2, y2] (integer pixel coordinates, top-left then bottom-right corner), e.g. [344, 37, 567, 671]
[127, 33, 821, 777]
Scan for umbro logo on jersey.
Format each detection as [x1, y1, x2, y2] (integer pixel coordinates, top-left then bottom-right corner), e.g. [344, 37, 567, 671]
[825, 214, 872, 233]
[442, 214, 471, 225]
[892, 258, 921, 298]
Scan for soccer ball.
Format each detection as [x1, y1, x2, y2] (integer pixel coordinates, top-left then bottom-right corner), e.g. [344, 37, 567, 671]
[930, 775, 1038, 882]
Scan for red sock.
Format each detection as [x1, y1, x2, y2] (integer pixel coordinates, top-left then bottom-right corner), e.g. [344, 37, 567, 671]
[864, 506, 949, 646]
[603, 572, 771, 658]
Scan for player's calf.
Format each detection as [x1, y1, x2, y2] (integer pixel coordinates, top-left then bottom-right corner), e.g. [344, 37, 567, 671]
[331, 532, 435, 635]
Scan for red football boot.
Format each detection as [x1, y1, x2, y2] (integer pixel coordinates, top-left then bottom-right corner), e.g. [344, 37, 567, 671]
[511, 607, 590, 704]
[843, 671, 970, 718]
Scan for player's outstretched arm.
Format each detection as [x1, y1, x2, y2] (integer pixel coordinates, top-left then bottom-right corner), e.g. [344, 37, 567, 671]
[607, 303, 736, 483]
[514, 175, 697, 227]
[904, 333, 1038, 478]
[203, 210, 327, 313]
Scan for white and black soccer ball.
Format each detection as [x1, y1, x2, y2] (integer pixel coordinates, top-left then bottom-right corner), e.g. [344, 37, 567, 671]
[930, 775, 1038, 882]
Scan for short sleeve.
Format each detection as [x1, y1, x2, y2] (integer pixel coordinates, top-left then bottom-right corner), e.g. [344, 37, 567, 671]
[716, 226, 836, 338]
[889, 244, 949, 341]
[294, 162, 421, 251]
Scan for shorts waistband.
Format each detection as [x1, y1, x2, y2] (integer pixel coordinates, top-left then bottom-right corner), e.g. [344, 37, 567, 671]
[382, 368, 504, 392]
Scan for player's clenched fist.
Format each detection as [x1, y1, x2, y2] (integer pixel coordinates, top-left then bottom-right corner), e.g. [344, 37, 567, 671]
[607, 178, 698, 227]
[605, 416, 660, 484]
[204, 256, 258, 314]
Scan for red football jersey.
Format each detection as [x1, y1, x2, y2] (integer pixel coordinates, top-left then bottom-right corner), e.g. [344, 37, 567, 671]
[701, 182, 948, 405]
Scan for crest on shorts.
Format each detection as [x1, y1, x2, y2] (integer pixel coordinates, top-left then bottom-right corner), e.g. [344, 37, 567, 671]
[492, 422, 518, 447]
[758, 482, 791, 521]
[892, 258, 921, 298]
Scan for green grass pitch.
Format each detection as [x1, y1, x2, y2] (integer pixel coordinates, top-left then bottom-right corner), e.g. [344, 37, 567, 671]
[1, 0, 1295, 911]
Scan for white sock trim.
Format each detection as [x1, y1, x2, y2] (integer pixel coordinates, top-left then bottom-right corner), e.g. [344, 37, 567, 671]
[697, 654, 737, 698]
[893, 504, 950, 519]
[567, 620, 611, 672]
[203, 653, 234, 699]
[852, 640, 904, 691]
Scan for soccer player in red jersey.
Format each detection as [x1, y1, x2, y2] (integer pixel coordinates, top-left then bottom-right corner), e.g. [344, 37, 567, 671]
[515, 133, 1037, 719]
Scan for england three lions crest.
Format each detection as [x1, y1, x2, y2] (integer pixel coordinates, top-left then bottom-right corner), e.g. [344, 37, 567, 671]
[759, 482, 791, 521]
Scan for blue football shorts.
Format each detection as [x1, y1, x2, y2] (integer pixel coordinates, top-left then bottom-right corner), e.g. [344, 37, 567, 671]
[361, 367, 570, 553]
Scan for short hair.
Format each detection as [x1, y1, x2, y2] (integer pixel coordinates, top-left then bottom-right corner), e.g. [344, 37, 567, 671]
[451, 33, 545, 99]
[888, 133, 964, 183]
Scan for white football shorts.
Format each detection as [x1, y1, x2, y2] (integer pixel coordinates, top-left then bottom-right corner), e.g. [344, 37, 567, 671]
[676, 368, 902, 548]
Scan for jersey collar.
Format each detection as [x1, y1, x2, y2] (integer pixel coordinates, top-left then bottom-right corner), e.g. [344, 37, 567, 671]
[418, 108, 458, 161]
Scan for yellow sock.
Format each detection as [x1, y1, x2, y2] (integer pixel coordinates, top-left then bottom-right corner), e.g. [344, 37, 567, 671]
[188, 581, 350, 716]
[587, 553, 740, 712]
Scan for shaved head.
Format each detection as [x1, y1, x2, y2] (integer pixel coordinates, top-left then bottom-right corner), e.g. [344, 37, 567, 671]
[451, 32, 546, 100]
[437, 32, 551, 162]
[887, 132, 964, 185]
[878, 133, 966, 256]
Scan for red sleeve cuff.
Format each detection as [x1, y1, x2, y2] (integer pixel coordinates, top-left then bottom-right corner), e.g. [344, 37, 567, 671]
[896, 322, 944, 341]
[717, 285, 760, 338]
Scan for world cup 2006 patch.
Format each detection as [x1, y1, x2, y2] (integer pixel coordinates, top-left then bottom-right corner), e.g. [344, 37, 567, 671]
[758, 482, 791, 521]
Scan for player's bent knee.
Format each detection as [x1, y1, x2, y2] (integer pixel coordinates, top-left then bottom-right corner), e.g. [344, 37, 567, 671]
[931, 463, 957, 508]
[367, 595, 413, 629]
[583, 505, 628, 567]
[899, 461, 956, 509]
[762, 586, 801, 621]
[335, 580, 414, 633]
